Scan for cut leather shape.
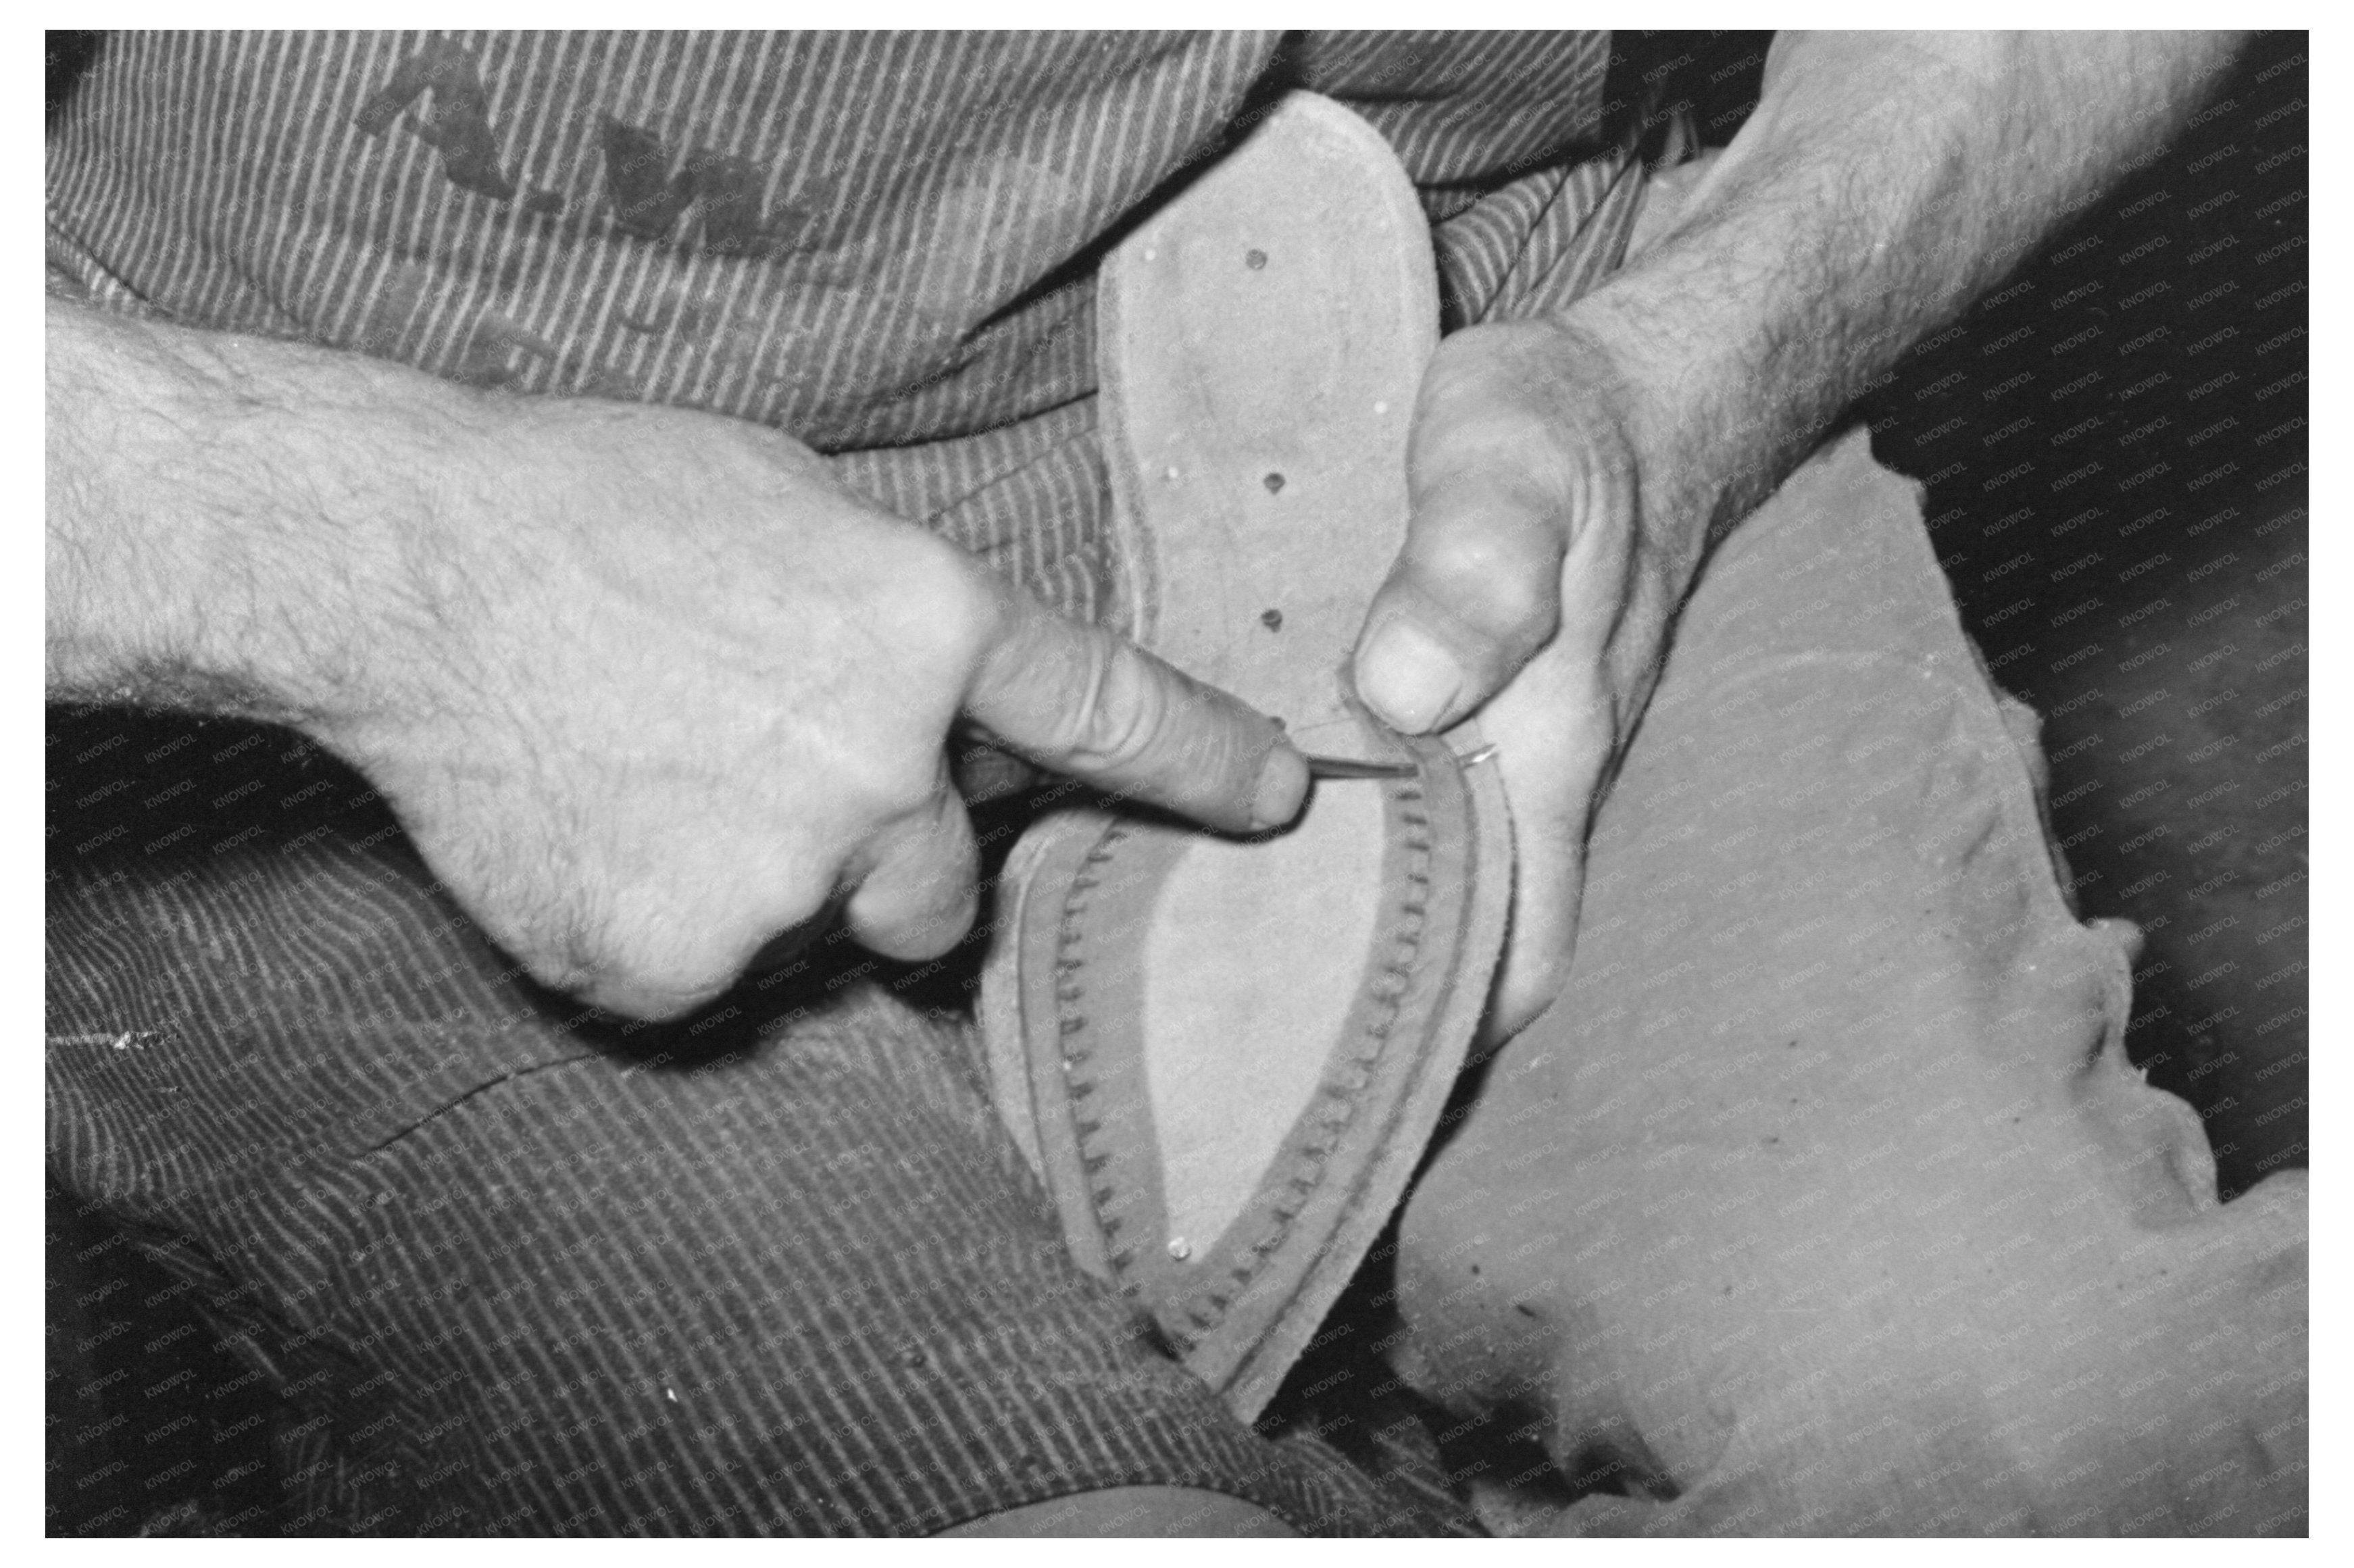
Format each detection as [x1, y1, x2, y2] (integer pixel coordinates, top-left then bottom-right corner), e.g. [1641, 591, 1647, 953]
[1003, 719, 1508, 1418]
[1095, 88, 1441, 761]
[980, 91, 1514, 1422]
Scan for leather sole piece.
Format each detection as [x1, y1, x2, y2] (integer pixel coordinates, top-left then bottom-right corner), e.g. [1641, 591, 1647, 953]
[981, 92, 1513, 1422]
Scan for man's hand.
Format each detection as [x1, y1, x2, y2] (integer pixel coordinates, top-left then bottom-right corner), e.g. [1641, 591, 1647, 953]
[1353, 320, 1687, 1039]
[327, 400, 1309, 1019]
[1351, 32, 2243, 1041]
[48, 300, 1309, 1021]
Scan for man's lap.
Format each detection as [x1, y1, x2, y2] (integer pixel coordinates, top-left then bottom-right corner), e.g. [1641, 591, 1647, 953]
[44, 763, 1422, 1534]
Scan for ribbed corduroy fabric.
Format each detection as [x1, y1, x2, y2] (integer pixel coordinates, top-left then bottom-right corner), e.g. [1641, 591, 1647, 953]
[47, 30, 1635, 1535]
[46, 726, 1455, 1534]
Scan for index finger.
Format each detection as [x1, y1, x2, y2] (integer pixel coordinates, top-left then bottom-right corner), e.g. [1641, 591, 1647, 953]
[962, 580, 1309, 835]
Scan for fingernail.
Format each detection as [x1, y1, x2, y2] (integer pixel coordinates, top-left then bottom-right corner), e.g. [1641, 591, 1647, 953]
[1357, 621, 1463, 733]
[1249, 743, 1309, 830]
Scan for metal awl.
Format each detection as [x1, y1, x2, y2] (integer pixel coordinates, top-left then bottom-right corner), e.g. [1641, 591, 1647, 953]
[1301, 743, 1497, 780]
[1301, 753, 1418, 780]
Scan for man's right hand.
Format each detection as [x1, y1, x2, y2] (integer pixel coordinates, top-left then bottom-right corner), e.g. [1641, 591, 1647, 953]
[341, 399, 1312, 1019]
[48, 301, 1307, 1021]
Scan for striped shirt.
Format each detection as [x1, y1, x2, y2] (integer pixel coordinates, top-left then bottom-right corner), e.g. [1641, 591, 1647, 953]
[48, 30, 1638, 626]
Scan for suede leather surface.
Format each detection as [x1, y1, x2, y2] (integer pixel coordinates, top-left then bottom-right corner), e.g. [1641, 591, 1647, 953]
[982, 94, 1513, 1422]
[1003, 723, 1508, 1422]
[1095, 91, 1440, 757]
[1141, 773, 1389, 1248]
[1394, 428, 2307, 1536]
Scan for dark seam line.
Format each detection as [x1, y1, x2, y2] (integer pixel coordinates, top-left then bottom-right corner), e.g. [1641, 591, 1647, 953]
[355, 1051, 603, 1155]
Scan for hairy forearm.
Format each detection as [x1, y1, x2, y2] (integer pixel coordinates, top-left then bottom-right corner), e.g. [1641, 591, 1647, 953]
[45, 296, 490, 724]
[1576, 30, 2244, 556]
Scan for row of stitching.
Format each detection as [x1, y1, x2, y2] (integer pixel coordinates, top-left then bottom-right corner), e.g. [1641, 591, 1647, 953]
[1049, 746, 1463, 1353]
[1222, 750, 1480, 1401]
[1054, 825, 1129, 1280]
[1170, 761, 1444, 1338]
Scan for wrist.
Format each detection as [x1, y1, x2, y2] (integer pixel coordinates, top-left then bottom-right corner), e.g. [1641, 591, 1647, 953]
[45, 300, 489, 738]
[1565, 208, 1895, 565]
[1529, 296, 1726, 581]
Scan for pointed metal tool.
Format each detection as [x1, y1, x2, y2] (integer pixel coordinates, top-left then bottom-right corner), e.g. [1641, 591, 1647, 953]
[1301, 753, 1418, 780]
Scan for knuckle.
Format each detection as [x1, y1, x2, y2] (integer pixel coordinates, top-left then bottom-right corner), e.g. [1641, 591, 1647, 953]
[520, 944, 600, 1002]
[1473, 570, 1561, 647]
[848, 846, 979, 959]
[1061, 644, 1172, 772]
[507, 887, 618, 1000]
[603, 923, 741, 1008]
[910, 858, 982, 928]
[1411, 515, 1557, 610]
[609, 863, 839, 1011]
[891, 832, 978, 909]
[1408, 533, 1560, 652]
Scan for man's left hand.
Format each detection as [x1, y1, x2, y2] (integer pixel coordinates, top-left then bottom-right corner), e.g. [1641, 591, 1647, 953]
[1353, 316, 1698, 1041]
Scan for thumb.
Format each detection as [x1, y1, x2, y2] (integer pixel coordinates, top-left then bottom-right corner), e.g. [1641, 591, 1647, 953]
[1353, 466, 1570, 734]
[1353, 327, 1603, 734]
[964, 582, 1309, 835]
